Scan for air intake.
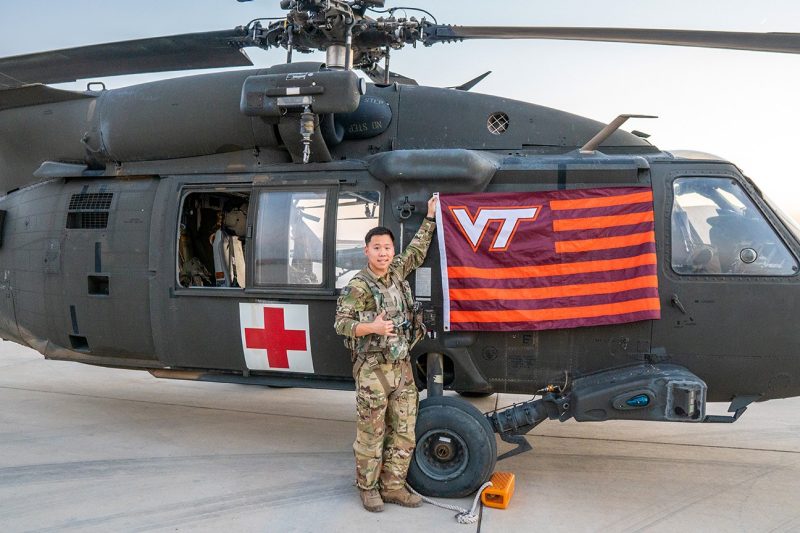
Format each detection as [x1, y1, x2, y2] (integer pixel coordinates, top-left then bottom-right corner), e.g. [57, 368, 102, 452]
[66, 193, 113, 229]
[68, 193, 113, 210]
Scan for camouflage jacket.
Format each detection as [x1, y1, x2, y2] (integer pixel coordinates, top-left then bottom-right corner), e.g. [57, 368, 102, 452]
[334, 219, 436, 360]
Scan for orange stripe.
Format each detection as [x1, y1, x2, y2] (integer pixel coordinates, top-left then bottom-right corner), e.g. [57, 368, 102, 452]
[553, 211, 654, 231]
[550, 191, 653, 210]
[450, 298, 661, 323]
[449, 275, 658, 301]
[555, 231, 655, 253]
[448, 253, 657, 279]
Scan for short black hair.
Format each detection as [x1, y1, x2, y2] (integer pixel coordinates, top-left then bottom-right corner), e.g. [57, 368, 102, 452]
[365, 226, 395, 245]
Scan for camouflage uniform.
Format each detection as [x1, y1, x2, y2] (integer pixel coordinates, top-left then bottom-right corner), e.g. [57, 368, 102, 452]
[334, 218, 436, 491]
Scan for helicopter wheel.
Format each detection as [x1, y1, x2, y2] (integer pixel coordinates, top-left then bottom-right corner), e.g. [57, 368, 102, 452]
[407, 396, 497, 498]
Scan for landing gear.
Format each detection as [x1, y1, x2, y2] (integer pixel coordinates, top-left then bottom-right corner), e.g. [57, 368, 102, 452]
[407, 353, 498, 498]
[407, 395, 497, 498]
[426, 351, 444, 398]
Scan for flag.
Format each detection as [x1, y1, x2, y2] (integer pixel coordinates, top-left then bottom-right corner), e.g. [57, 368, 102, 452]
[436, 187, 660, 331]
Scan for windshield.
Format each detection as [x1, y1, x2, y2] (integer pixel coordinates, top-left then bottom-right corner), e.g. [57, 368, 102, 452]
[671, 177, 797, 276]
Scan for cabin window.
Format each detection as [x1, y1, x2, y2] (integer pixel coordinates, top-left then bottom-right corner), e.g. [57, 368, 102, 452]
[335, 190, 381, 288]
[670, 177, 797, 276]
[254, 190, 327, 286]
[178, 191, 250, 288]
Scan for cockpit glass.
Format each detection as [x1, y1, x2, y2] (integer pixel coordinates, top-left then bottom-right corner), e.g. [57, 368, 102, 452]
[671, 177, 798, 276]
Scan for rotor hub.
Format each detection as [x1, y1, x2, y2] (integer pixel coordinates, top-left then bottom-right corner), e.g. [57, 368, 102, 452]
[246, 0, 430, 72]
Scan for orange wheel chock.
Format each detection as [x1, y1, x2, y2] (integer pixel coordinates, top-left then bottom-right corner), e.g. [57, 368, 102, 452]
[481, 471, 515, 510]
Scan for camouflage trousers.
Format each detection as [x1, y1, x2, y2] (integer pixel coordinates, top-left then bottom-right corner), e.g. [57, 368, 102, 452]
[353, 357, 419, 491]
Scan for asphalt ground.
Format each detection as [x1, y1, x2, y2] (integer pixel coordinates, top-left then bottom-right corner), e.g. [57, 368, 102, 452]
[1, 341, 799, 532]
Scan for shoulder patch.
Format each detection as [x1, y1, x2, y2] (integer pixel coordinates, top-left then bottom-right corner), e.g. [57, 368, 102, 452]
[340, 281, 369, 302]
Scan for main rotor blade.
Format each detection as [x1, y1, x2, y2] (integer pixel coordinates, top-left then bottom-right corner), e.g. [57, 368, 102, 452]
[425, 26, 800, 55]
[0, 29, 253, 87]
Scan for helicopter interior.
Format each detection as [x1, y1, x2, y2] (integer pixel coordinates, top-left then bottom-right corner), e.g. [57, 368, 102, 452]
[178, 191, 250, 288]
[670, 177, 797, 275]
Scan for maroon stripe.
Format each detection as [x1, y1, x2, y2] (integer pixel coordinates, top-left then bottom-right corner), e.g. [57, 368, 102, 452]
[550, 203, 654, 219]
[450, 288, 660, 311]
[447, 264, 658, 290]
[556, 242, 657, 262]
[450, 310, 661, 332]
[553, 222, 655, 241]
[445, 241, 657, 269]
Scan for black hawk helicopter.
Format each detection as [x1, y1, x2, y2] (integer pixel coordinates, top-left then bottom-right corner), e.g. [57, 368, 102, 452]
[2, 0, 800, 498]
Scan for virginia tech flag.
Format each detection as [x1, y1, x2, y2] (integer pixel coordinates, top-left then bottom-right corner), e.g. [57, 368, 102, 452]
[436, 187, 661, 331]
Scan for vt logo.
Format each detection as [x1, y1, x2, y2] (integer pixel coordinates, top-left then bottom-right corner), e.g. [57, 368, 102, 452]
[449, 206, 540, 252]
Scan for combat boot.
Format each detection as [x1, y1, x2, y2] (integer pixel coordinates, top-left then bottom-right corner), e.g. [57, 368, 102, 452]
[359, 488, 384, 512]
[380, 486, 422, 508]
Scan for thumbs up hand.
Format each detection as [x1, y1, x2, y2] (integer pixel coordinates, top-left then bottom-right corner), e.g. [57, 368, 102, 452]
[370, 310, 397, 337]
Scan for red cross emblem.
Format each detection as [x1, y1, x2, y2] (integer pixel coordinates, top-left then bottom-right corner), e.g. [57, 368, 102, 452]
[244, 307, 308, 369]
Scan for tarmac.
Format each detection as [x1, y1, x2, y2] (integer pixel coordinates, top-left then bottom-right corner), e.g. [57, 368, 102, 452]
[1, 340, 800, 533]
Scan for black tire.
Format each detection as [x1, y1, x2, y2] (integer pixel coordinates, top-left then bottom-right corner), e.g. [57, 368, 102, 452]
[407, 396, 497, 498]
[456, 390, 494, 398]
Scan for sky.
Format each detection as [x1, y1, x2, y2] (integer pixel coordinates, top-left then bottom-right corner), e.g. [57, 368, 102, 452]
[2, 0, 800, 215]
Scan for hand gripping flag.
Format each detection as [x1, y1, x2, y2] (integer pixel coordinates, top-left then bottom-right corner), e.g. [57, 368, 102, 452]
[436, 187, 660, 331]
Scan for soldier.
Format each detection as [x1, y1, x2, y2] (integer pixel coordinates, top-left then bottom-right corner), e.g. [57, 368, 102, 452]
[334, 196, 437, 513]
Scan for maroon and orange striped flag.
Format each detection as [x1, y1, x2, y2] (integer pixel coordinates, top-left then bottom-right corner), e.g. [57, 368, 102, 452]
[435, 187, 661, 331]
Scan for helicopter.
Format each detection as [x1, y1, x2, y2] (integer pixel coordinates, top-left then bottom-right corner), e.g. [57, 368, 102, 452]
[2, 0, 800, 499]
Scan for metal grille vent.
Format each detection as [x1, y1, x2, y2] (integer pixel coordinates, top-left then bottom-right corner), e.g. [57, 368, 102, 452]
[66, 192, 113, 229]
[487, 112, 509, 135]
[67, 212, 109, 229]
[68, 193, 113, 211]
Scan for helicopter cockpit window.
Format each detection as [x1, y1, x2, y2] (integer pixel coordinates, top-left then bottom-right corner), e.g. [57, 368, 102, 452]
[671, 177, 797, 276]
[254, 190, 327, 286]
[335, 191, 381, 288]
[178, 191, 250, 288]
